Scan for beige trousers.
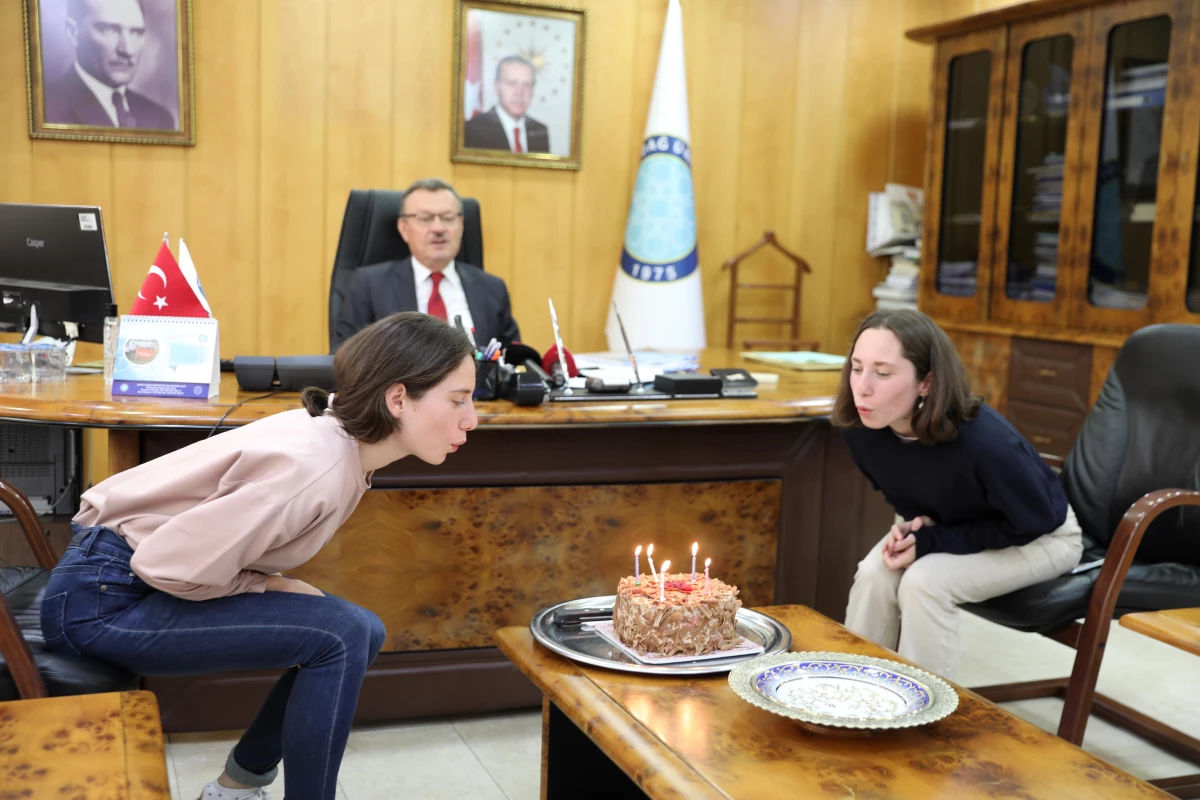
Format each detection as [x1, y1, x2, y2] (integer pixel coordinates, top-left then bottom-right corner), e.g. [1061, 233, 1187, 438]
[844, 505, 1083, 680]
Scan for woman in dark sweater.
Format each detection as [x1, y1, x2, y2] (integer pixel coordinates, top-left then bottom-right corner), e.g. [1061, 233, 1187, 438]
[833, 310, 1082, 679]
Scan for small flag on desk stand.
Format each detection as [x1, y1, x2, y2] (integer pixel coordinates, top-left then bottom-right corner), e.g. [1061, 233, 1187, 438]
[129, 235, 211, 318]
[605, 0, 704, 352]
[114, 235, 220, 399]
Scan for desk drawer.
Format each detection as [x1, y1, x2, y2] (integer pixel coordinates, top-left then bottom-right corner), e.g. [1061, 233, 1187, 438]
[1007, 399, 1086, 458]
[1009, 338, 1092, 412]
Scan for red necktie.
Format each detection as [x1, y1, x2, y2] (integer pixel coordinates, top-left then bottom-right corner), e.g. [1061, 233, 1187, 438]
[513, 128, 523, 153]
[427, 272, 448, 321]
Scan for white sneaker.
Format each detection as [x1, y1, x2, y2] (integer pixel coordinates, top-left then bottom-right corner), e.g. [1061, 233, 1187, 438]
[198, 781, 271, 800]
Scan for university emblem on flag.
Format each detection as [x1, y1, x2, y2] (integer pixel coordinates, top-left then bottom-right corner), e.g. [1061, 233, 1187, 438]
[620, 135, 697, 283]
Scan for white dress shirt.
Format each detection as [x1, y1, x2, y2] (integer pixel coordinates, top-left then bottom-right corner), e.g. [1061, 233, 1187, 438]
[412, 258, 476, 345]
[75, 62, 127, 127]
[494, 105, 528, 153]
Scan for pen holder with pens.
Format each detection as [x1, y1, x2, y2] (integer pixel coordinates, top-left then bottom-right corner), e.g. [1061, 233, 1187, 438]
[474, 357, 503, 400]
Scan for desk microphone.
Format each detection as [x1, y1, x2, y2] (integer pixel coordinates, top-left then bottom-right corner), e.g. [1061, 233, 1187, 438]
[541, 345, 577, 387]
[453, 314, 472, 344]
[505, 343, 552, 383]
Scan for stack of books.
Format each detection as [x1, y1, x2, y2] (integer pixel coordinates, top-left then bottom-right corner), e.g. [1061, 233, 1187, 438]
[1108, 63, 1167, 110]
[1027, 154, 1064, 224]
[936, 260, 977, 296]
[1089, 280, 1147, 310]
[867, 184, 923, 258]
[872, 250, 920, 311]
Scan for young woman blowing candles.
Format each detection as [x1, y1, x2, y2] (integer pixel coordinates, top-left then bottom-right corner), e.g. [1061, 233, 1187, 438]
[40, 312, 478, 800]
[833, 309, 1082, 680]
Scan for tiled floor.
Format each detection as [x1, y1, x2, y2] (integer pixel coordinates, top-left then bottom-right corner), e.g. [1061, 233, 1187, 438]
[167, 613, 1200, 799]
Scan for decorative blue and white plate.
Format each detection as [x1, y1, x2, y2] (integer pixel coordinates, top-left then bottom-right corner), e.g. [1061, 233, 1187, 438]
[728, 651, 959, 730]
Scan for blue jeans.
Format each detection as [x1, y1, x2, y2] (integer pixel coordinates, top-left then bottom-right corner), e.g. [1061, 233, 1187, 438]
[41, 524, 386, 800]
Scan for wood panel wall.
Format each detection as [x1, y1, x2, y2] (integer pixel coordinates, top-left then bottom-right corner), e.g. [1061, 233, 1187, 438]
[0, 0, 1015, 361]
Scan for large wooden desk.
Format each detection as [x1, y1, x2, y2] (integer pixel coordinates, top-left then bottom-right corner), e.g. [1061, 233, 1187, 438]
[497, 605, 1171, 800]
[0, 690, 170, 798]
[0, 350, 892, 732]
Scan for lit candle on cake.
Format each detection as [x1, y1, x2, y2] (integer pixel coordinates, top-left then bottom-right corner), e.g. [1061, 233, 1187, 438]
[704, 558, 711, 593]
[691, 542, 698, 582]
[634, 545, 642, 585]
[658, 560, 671, 602]
[646, 544, 656, 582]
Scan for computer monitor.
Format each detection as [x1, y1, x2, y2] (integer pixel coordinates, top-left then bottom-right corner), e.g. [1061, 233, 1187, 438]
[0, 203, 114, 343]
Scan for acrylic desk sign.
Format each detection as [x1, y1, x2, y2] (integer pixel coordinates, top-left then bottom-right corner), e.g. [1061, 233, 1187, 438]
[111, 315, 219, 399]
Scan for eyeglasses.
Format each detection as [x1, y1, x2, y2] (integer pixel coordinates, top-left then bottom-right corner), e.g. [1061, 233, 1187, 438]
[400, 213, 463, 226]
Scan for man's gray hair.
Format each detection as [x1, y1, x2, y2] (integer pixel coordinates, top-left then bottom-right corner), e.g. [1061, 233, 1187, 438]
[399, 178, 461, 215]
[495, 55, 536, 82]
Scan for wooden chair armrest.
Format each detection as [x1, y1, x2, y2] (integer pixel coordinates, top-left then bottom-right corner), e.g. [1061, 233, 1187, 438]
[0, 590, 47, 699]
[0, 479, 59, 570]
[1058, 488, 1200, 741]
[1091, 488, 1200, 620]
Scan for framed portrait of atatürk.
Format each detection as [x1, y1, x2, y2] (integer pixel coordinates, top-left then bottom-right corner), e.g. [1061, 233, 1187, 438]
[452, 0, 585, 170]
[23, 0, 195, 145]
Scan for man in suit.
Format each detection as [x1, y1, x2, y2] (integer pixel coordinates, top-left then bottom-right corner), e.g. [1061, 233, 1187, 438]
[44, 0, 176, 130]
[463, 56, 550, 153]
[332, 178, 521, 351]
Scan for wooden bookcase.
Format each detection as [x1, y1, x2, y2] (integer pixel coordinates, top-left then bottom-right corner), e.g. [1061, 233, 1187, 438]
[909, 0, 1200, 456]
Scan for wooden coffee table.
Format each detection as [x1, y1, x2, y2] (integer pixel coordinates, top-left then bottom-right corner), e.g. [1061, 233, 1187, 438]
[0, 690, 170, 798]
[1121, 608, 1200, 658]
[496, 604, 1170, 799]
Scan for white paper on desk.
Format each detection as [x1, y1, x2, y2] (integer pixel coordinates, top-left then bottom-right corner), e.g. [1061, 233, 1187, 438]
[573, 367, 657, 384]
[592, 620, 764, 665]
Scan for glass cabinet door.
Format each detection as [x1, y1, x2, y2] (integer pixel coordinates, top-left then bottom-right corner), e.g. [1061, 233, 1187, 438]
[1155, 7, 1200, 324]
[1068, 1, 1187, 332]
[1006, 37, 1073, 303]
[1087, 15, 1170, 311]
[990, 12, 1090, 326]
[935, 51, 992, 299]
[920, 27, 1006, 322]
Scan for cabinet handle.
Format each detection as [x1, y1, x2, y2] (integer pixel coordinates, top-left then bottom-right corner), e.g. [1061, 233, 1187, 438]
[1032, 435, 1053, 445]
[1037, 368, 1058, 378]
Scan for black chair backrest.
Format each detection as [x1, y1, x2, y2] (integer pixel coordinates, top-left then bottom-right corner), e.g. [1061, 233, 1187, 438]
[327, 189, 484, 351]
[1063, 324, 1200, 564]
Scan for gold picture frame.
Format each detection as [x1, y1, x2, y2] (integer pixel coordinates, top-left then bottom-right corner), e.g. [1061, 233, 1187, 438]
[23, 0, 195, 146]
[452, 0, 585, 170]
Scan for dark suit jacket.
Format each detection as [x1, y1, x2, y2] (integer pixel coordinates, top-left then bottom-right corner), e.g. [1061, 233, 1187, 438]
[332, 258, 521, 352]
[44, 67, 176, 130]
[463, 107, 549, 153]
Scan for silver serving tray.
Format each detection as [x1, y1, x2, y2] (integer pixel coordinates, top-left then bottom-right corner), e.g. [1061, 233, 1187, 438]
[530, 595, 792, 676]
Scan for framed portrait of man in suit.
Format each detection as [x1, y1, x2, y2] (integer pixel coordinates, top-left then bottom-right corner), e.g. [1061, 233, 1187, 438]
[23, 0, 195, 145]
[452, 0, 585, 170]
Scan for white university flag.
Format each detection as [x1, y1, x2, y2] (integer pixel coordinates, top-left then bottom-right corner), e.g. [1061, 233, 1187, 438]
[606, 0, 704, 351]
[177, 238, 212, 315]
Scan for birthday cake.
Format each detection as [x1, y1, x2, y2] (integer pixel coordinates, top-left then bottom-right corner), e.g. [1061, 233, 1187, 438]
[611, 571, 742, 656]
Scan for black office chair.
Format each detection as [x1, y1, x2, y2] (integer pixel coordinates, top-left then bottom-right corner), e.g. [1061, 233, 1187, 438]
[962, 324, 1200, 798]
[0, 479, 137, 700]
[327, 188, 484, 352]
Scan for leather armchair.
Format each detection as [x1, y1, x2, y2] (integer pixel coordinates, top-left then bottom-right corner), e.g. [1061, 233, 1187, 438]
[0, 479, 137, 700]
[327, 188, 484, 352]
[963, 324, 1200, 798]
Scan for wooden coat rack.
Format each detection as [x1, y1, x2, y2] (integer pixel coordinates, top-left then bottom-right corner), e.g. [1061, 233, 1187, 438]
[722, 231, 818, 351]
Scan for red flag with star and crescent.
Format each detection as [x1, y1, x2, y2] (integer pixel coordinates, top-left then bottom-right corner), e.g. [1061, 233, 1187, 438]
[129, 240, 210, 317]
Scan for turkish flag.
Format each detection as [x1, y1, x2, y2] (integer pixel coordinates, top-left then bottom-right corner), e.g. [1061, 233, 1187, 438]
[129, 240, 210, 317]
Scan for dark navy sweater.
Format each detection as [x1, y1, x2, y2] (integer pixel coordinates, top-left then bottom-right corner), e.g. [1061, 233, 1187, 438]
[841, 404, 1068, 559]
